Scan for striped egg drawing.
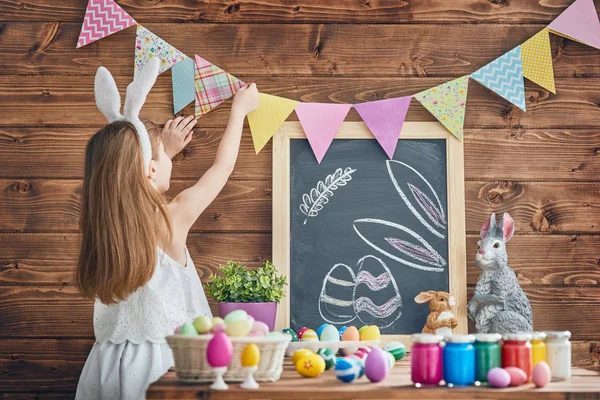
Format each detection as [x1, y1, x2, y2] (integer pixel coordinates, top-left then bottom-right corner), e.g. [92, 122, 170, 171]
[386, 160, 447, 239]
[318, 263, 357, 325]
[353, 218, 446, 272]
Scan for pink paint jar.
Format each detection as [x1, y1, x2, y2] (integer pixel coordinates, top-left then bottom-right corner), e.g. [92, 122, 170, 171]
[411, 334, 444, 386]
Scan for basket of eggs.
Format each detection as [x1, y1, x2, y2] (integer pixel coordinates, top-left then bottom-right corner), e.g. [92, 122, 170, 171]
[167, 310, 291, 383]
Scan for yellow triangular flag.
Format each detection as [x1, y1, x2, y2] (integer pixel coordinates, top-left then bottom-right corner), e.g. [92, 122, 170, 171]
[521, 29, 556, 94]
[248, 93, 299, 153]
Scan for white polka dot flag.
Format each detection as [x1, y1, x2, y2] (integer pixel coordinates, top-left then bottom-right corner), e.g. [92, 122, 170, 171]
[77, 0, 136, 49]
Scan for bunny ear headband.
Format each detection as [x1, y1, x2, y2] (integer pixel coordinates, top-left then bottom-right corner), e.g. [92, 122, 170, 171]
[94, 58, 160, 174]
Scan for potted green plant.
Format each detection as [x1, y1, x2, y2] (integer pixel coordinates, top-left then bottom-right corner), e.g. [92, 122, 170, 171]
[204, 260, 287, 330]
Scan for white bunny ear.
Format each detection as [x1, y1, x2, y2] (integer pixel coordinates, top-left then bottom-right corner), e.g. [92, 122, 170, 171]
[95, 66, 123, 122]
[123, 58, 160, 120]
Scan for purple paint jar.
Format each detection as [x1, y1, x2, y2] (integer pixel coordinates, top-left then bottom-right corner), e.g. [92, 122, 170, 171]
[411, 334, 444, 386]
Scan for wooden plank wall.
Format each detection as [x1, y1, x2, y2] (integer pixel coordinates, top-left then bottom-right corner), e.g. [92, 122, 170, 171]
[1, 0, 600, 397]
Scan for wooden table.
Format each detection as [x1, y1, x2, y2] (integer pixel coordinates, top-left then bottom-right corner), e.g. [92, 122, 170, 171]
[147, 357, 600, 400]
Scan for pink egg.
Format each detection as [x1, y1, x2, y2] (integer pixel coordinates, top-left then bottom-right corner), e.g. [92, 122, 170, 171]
[211, 323, 226, 334]
[206, 332, 233, 368]
[247, 315, 255, 325]
[364, 348, 389, 383]
[487, 367, 511, 388]
[249, 321, 269, 337]
[505, 367, 528, 387]
[173, 325, 182, 334]
[532, 362, 551, 388]
[297, 327, 309, 339]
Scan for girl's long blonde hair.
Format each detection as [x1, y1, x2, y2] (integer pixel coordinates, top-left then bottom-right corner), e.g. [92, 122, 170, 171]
[77, 120, 171, 304]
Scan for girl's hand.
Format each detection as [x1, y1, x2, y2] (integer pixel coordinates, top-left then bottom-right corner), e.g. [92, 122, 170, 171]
[232, 83, 259, 116]
[161, 115, 197, 158]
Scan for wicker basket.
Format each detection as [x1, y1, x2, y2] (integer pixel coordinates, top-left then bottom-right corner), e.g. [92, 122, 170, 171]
[166, 334, 291, 383]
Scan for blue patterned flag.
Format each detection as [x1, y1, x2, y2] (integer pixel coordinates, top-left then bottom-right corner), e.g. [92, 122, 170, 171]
[471, 47, 526, 111]
[172, 57, 196, 114]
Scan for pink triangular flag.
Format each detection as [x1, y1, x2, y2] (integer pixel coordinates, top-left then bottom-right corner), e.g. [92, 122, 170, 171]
[548, 0, 600, 49]
[295, 103, 352, 163]
[77, 0, 137, 48]
[354, 97, 412, 158]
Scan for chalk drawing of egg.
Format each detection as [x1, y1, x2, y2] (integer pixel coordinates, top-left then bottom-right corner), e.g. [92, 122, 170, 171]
[353, 255, 402, 328]
[318, 263, 357, 324]
[353, 218, 446, 272]
[386, 160, 447, 239]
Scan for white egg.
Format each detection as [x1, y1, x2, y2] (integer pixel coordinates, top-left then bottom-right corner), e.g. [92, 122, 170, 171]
[318, 263, 357, 325]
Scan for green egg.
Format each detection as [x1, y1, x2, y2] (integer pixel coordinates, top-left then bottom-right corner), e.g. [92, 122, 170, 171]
[282, 328, 299, 342]
[383, 341, 407, 361]
[317, 348, 336, 370]
[179, 322, 198, 336]
[223, 309, 248, 324]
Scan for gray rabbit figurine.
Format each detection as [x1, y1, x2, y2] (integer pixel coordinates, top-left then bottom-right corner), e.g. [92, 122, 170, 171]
[467, 213, 533, 334]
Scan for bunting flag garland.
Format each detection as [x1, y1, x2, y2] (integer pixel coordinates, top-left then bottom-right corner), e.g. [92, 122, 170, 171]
[248, 93, 299, 153]
[548, 0, 600, 50]
[414, 76, 469, 140]
[471, 47, 526, 111]
[354, 97, 412, 158]
[521, 29, 556, 94]
[134, 25, 186, 77]
[172, 57, 196, 114]
[77, 0, 136, 48]
[295, 103, 353, 163]
[194, 55, 245, 118]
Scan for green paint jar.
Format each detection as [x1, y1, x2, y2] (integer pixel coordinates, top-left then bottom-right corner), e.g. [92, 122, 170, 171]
[474, 333, 502, 383]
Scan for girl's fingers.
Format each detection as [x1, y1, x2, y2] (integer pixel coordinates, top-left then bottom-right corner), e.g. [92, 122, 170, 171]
[163, 119, 173, 132]
[183, 118, 198, 133]
[172, 116, 185, 129]
[183, 130, 194, 145]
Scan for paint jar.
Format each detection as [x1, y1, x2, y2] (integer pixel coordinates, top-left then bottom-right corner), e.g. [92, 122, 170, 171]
[443, 334, 476, 386]
[531, 332, 547, 367]
[474, 333, 502, 383]
[411, 334, 444, 386]
[544, 331, 571, 381]
[502, 332, 532, 380]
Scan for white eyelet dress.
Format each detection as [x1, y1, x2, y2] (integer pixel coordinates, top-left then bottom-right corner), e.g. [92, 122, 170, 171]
[75, 247, 212, 400]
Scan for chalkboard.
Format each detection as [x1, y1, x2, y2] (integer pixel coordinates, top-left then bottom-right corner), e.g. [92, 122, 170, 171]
[273, 122, 467, 340]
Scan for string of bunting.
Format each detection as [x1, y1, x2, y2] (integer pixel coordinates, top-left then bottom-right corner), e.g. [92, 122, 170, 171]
[77, 0, 600, 163]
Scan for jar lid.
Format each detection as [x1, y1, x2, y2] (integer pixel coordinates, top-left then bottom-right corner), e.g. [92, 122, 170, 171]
[543, 331, 571, 340]
[412, 333, 443, 344]
[531, 331, 547, 341]
[474, 333, 502, 342]
[445, 334, 475, 343]
[503, 332, 532, 341]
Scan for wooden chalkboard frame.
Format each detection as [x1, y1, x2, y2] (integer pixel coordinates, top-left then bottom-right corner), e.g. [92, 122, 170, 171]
[273, 121, 467, 348]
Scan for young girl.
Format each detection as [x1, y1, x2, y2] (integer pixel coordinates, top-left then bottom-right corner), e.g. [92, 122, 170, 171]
[75, 60, 259, 399]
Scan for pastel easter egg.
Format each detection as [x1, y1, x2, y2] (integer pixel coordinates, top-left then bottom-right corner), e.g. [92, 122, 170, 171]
[246, 315, 255, 325]
[173, 325, 182, 334]
[292, 349, 314, 365]
[385, 351, 395, 369]
[297, 327, 309, 339]
[211, 323, 226, 334]
[334, 357, 362, 383]
[349, 356, 366, 377]
[179, 322, 198, 336]
[320, 325, 340, 342]
[223, 309, 248, 324]
[317, 348, 336, 370]
[295, 354, 326, 378]
[211, 317, 225, 326]
[266, 331, 282, 337]
[505, 367, 528, 387]
[364, 348, 390, 383]
[300, 329, 319, 342]
[532, 362, 551, 388]
[358, 326, 368, 335]
[352, 351, 367, 365]
[338, 326, 347, 340]
[318, 263, 357, 325]
[383, 341, 406, 361]
[342, 326, 360, 341]
[192, 315, 212, 334]
[206, 332, 233, 368]
[282, 328, 299, 342]
[241, 344, 261, 368]
[316, 323, 329, 339]
[249, 321, 269, 337]
[487, 367, 511, 388]
[360, 325, 381, 341]
[352, 254, 402, 328]
[225, 319, 253, 337]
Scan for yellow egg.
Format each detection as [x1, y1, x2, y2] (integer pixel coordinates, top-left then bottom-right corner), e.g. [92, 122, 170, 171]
[224, 319, 253, 337]
[360, 325, 381, 341]
[341, 326, 360, 341]
[300, 329, 319, 342]
[241, 344, 261, 367]
[295, 354, 326, 378]
[292, 349, 314, 364]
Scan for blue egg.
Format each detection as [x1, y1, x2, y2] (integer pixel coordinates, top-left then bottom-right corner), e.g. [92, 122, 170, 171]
[316, 323, 329, 339]
[334, 357, 362, 383]
[338, 326, 347, 340]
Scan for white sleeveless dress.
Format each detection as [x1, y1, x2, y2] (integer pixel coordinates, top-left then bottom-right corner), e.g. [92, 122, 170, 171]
[75, 247, 212, 400]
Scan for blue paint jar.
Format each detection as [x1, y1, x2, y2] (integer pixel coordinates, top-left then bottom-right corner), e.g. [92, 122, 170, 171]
[443, 334, 476, 386]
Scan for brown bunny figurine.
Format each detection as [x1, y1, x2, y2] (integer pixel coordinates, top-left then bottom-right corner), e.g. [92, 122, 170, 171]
[414, 290, 458, 337]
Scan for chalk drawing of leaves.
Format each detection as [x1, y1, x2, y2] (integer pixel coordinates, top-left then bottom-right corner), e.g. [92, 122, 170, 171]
[300, 167, 356, 225]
